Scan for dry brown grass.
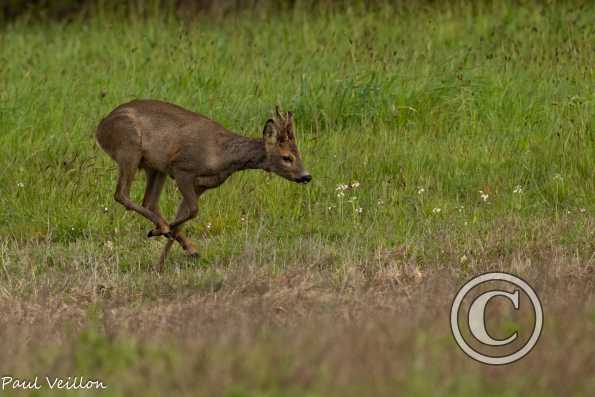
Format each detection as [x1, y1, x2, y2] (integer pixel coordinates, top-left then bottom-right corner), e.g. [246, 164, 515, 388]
[1, 223, 594, 396]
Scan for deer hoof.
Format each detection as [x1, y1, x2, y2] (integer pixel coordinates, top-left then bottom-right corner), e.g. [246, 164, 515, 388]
[147, 229, 164, 238]
[147, 229, 172, 238]
[186, 252, 200, 259]
[186, 249, 199, 258]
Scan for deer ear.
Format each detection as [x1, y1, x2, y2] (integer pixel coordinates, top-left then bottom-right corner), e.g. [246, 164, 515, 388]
[263, 119, 278, 147]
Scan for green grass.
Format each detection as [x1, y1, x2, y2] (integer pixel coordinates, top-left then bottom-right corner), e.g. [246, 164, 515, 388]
[0, 2, 594, 396]
[1, 1, 592, 263]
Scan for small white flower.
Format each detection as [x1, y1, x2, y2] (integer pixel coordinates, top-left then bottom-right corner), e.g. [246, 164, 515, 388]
[355, 207, 363, 214]
[71, 227, 75, 231]
[103, 207, 109, 212]
[17, 182, 25, 188]
[336, 184, 348, 191]
[105, 240, 114, 250]
[327, 206, 334, 211]
[377, 199, 384, 206]
[580, 208, 586, 213]
[337, 191, 345, 198]
[553, 173, 563, 182]
[479, 190, 489, 202]
[351, 181, 360, 189]
[513, 185, 523, 194]
[457, 205, 464, 213]
[417, 187, 425, 195]
[432, 207, 441, 214]
[206, 222, 212, 230]
[240, 216, 247, 223]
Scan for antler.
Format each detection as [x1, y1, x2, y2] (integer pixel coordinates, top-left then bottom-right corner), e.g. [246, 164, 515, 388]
[286, 111, 294, 141]
[274, 105, 295, 141]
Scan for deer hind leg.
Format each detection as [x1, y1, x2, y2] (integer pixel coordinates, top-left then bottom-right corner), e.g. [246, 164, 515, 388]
[142, 169, 166, 215]
[142, 170, 172, 238]
[113, 154, 171, 236]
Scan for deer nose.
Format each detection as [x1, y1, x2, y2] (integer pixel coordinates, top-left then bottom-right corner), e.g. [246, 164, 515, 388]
[299, 174, 312, 184]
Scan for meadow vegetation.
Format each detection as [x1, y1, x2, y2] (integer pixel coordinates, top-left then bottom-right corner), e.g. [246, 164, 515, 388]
[0, 1, 593, 396]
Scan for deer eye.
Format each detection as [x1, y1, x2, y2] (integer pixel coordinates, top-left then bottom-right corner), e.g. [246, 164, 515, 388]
[282, 155, 293, 163]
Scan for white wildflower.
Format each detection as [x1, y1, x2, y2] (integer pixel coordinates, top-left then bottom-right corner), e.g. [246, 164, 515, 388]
[377, 199, 384, 206]
[479, 190, 489, 202]
[513, 185, 523, 194]
[206, 222, 212, 230]
[17, 182, 25, 188]
[355, 207, 363, 214]
[580, 208, 586, 213]
[432, 207, 441, 214]
[417, 187, 425, 195]
[105, 240, 114, 250]
[351, 181, 360, 189]
[553, 173, 563, 182]
[336, 184, 348, 191]
[337, 191, 345, 198]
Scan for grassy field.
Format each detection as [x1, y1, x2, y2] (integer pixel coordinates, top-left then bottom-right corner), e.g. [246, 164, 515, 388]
[0, 1, 594, 396]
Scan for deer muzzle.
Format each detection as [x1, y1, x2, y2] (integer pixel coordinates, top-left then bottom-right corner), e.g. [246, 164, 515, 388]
[296, 173, 312, 184]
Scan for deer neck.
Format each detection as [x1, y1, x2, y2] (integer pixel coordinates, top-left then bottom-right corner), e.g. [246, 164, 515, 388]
[224, 134, 268, 173]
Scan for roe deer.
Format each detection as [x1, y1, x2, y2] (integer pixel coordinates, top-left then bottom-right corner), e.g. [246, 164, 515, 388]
[96, 100, 311, 271]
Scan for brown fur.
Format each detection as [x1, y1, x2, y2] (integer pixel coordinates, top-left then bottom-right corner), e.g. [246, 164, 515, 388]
[96, 99, 311, 270]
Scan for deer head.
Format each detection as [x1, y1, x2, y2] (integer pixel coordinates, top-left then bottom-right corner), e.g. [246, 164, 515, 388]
[263, 106, 311, 184]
